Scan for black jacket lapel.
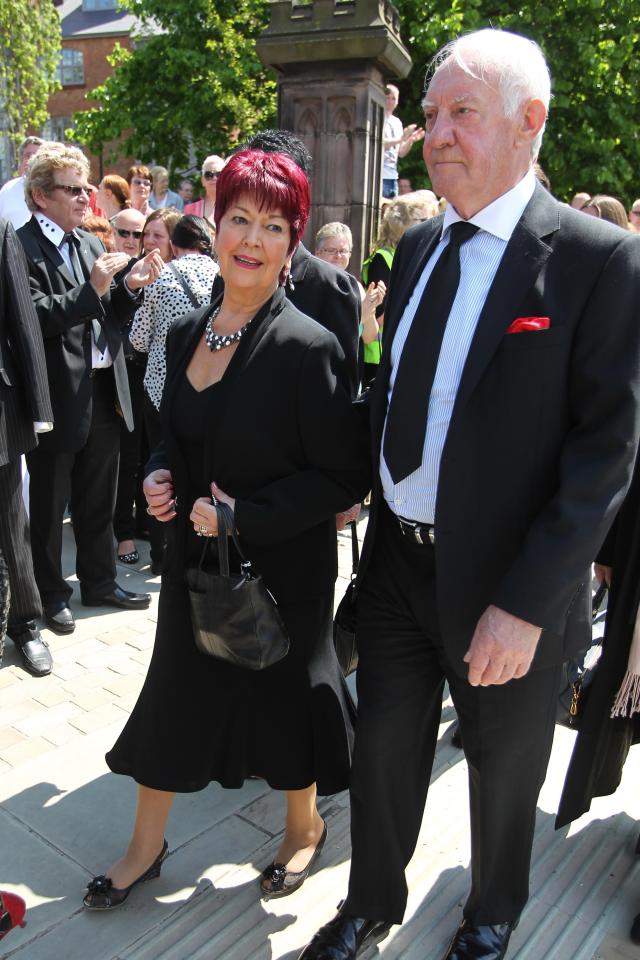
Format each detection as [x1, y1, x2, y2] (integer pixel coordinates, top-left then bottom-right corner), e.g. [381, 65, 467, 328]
[451, 185, 560, 419]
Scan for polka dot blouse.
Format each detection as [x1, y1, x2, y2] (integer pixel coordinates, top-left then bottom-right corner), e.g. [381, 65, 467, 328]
[130, 253, 219, 410]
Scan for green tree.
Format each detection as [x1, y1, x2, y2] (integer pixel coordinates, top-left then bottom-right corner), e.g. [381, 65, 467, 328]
[73, 0, 277, 173]
[0, 0, 61, 162]
[393, 0, 640, 204]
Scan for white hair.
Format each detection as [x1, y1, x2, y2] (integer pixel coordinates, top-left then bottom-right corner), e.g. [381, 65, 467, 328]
[315, 221, 353, 250]
[424, 29, 551, 159]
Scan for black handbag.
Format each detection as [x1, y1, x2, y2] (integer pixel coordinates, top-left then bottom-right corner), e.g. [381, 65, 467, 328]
[333, 521, 360, 676]
[557, 582, 608, 729]
[185, 501, 290, 670]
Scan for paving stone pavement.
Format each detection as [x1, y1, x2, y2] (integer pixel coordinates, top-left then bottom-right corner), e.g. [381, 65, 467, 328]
[0, 518, 638, 960]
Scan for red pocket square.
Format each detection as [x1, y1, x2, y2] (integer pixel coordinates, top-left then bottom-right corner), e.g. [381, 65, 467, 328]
[506, 316, 551, 334]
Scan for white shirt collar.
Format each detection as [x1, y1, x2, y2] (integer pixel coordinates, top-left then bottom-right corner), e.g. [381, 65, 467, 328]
[35, 212, 69, 247]
[441, 168, 537, 242]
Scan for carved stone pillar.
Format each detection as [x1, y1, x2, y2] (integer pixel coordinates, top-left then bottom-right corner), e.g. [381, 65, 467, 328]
[257, 0, 412, 271]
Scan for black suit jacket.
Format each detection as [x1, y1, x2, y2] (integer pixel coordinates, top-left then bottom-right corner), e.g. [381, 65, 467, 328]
[0, 218, 52, 466]
[361, 184, 640, 675]
[148, 286, 370, 601]
[288, 244, 361, 397]
[17, 216, 138, 451]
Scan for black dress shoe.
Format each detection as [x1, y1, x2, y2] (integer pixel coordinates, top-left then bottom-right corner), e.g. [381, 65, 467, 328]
[441, 919, 516, 960]
[83, 839, 168, 910]
[298, 911, 391, 959]
[261, 820, 327, 899]
[631, 912, 640, 945]
[82, 585, 151, 610]
[44, 602, 75, 635]
[10, 627, 53, 677]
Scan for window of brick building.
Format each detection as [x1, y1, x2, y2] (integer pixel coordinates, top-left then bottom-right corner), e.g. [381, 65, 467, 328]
[57, 49, 85, 86]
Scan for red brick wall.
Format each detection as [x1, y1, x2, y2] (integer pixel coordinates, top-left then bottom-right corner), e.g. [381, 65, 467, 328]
[47, 35, 135, 184]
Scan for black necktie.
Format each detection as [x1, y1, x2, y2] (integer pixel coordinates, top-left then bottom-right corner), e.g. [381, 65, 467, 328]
[383, 220, 479, 484]
[64, 232, 108, 355]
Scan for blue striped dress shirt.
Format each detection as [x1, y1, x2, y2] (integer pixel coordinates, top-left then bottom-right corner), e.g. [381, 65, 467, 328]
[381, 169, 537, 523]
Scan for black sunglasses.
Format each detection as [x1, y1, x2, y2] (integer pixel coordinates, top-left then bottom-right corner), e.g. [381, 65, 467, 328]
[203, 171, 220, 180]
[116, 228, 142, 239]
[53, 183, 90, 197]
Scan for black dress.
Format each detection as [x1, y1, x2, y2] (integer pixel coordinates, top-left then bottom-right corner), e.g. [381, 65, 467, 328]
[106, 293, 365, 796]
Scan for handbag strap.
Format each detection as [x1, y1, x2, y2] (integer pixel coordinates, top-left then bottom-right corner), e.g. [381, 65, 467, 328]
[197, 500, 249, 579]
[168, 260, 201, 310]
[348, 520, 360, 578]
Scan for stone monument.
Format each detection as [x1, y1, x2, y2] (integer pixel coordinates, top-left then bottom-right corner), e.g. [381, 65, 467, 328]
[257, 0, 412, 270]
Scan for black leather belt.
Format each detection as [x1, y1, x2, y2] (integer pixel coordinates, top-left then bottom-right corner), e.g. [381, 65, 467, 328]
[395, 514, 435, 545]
[89, 366, 114, 379]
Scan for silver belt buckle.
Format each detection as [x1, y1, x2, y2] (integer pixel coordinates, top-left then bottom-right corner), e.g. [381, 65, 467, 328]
[414, 522, 435, 545]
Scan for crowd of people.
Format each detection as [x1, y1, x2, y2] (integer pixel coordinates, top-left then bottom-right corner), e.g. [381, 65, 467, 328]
[0, 25, 639, 960]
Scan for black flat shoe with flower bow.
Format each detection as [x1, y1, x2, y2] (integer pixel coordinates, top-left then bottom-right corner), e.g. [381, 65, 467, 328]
[83, 840, 168, 910]
[260, 821, 327, 899]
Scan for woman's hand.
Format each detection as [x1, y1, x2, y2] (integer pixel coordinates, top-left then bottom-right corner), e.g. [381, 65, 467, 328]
[361, 281, 386, 344]
[126, 250, 164, 290]
[190, 482, 236, 537]
[594, 563, 612, 587]
[336, 502, 361, 531]
[143, 469, 176, 522]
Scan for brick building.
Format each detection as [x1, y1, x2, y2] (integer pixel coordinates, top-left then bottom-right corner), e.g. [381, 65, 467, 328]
[45, 0, 145, 183]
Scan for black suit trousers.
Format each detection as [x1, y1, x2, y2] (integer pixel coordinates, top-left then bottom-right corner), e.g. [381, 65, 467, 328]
[113, 357, 146, 543]
[0, 457, 41, 629]
[344, 503, 561, 926]
[27, 371, 121, 605]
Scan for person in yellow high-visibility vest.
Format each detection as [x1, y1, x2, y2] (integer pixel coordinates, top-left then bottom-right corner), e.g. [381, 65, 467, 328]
[360, 194, 438, 385]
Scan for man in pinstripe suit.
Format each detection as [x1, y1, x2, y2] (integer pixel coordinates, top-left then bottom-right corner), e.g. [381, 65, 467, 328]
[0, 217, 54, 676]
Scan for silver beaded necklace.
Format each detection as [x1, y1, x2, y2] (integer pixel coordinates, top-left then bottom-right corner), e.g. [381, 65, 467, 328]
[204, 305, 252, 352]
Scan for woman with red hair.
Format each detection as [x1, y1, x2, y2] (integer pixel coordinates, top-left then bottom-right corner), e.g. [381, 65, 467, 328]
[84, 150, 369, 910]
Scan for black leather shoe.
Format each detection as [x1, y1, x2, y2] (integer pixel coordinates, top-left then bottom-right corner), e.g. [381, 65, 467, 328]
[441, 919, 516, 960]
[82, 585, 151, 610]
[298, 911, 391, 959]
[10, 627, 53, 677]
[44, 602, 75, 635]
[631, 912, 640, 945]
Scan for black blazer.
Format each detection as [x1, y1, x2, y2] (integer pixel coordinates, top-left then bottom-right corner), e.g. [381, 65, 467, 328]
[0, 218, 52, 465]
[148, 286, 370, 600]
[17, 216, 139, 451]
[288, 244, 361, 398]
[360, 184, 640, 675]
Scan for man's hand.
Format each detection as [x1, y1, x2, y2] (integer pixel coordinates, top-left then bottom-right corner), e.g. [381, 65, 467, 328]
[402, 123, 425, 145]
[398, 124, 426, 157]
[594, 562, 612, 587]
[143, 468, 176, 522]
[463, 605, 542, 686]
[126, 250, 164, 290]
[90, 252, 130, 297]
[336, 503, 361, 531]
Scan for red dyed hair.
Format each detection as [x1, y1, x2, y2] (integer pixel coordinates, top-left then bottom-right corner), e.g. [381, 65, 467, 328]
[214, 150, 310, 254]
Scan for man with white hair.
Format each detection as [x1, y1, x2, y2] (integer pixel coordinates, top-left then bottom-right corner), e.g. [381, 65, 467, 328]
[299, 29, 640, 960]
[0, 137, 44, 228]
